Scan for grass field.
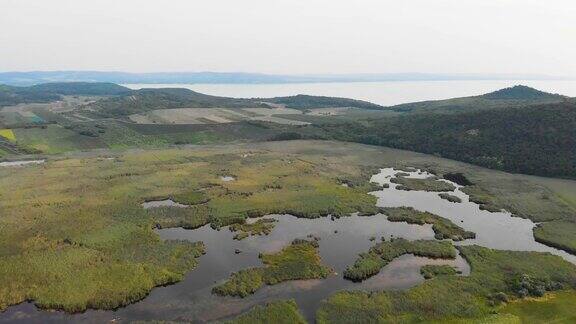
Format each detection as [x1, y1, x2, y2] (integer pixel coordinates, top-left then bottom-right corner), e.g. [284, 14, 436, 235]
[0, 129, 15, 141]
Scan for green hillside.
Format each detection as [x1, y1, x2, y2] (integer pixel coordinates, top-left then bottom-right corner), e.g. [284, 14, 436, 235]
[392, 85, 566, 113]
[307, 100, 576, 178]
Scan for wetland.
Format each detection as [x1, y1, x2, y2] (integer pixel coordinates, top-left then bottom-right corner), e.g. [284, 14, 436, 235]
[0, 141, 575, 323]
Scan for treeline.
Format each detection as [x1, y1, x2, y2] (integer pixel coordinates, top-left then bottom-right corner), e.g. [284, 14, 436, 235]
[304, 101, 576, 178]
[267, 94, 384, 110]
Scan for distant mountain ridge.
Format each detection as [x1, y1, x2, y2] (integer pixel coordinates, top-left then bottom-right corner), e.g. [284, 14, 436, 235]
[0, 71, 567, 86]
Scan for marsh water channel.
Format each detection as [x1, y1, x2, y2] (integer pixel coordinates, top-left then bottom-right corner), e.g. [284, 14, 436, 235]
[2, 168, 575, 323]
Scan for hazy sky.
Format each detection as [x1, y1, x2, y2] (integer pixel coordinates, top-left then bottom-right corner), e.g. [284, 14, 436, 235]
[1, 0, 575, 75]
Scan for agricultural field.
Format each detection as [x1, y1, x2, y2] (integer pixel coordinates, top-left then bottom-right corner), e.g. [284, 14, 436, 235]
[0, 129, 15, 141]
[129, 107, 310, 126]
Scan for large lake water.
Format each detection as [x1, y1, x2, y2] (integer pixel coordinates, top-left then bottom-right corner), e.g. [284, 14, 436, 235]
[1, 168, 574, 323]
[124, 80, 576, 106]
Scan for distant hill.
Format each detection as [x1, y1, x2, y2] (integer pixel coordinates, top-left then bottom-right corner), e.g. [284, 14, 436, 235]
[392, 85, 566, 113]
[86, 88, 385, 117]
[310, 100, 576, 178]
[266, 94, 383, 110]
[0, 85, 60, 107]
[0, 82, 133, 107]
[481, 85, 564, 100]
[30, 82, 130, 96]
[85, 88, 270, 117]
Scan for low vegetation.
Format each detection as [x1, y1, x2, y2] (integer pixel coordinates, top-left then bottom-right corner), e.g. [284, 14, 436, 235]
[318, 245, 576, 323]
[225, 299, 307, 324]
[229, 218, 278, 240]
[420, 265, 458, 279]
[381, 207, 475, 241]
[212, 239, 331, 297]
[438, 193, 462, 203]
[497, 290, 576, 323]
[391, 176, 456, 192]
[343, 238, 456, 281]
[0, 146, 377, 312]
[533, 220, 576, 255]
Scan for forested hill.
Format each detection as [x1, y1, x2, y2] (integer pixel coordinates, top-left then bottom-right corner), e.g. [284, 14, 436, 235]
[29, 82, 130, 96]
[86, 88, 268, 117]
[85, 88, 385, 117]
[391, 85, 566, 113]
[310, 101, 576, 178]
[265, 94, 384, 110]
[0, 82, 131, 107]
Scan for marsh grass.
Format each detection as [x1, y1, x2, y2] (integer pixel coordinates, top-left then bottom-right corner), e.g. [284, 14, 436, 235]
[391, 176, 456, 192]
[438, 193, 462, 203]
[229, 218, 278, 240]
[318, 245, 576, 323]
[381, 207, 475, 241]
[0, 147, 375, 312]
[213, 240, 331, 297]
[533, 220, 576, 255]
[420, 265, 458, 279]
[343, 238, 456, 281]
[225, 299, 307, 324]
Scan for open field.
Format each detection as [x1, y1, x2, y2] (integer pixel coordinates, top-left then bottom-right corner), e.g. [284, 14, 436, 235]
[129, 107, 309, 126]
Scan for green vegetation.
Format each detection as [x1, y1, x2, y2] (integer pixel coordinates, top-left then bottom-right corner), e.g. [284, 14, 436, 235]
[0, 146, 379, 312]
[420, 265, 458, 279]
[267, 94, 384, 110]
[343, 238, 456, 281]
[225, 299, 307, 324]
[318, 245, 576, 323]
[381, 207, 475, 241]
[0, 147, 377, 311]
[498, 290, 576, 324]
[213, 239, 331, 297]
[29, 82, 130, 96]
[438, 193, 462, 203]
[306, 100, 576, 178]
[229, 218, 278, 240]
[391, 85, 565, 113]
[391, 176, 456, 192]
[533, 220, 576, 255]
[0, 84, 60, 107]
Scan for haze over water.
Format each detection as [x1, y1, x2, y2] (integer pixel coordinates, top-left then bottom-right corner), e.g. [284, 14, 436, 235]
[124, 80, 576, 107]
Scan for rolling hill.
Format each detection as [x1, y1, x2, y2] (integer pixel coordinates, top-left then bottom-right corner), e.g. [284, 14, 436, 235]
[308, 100, 576, 178]
[391, 85, 567, 113]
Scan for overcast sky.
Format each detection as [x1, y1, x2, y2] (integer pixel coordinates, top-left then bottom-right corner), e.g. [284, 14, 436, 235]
[1, 0, 575, 75]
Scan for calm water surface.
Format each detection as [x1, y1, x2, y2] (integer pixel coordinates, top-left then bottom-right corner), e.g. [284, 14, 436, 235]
[2, 168, 574, 323]
[124, 80, 576, 106]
